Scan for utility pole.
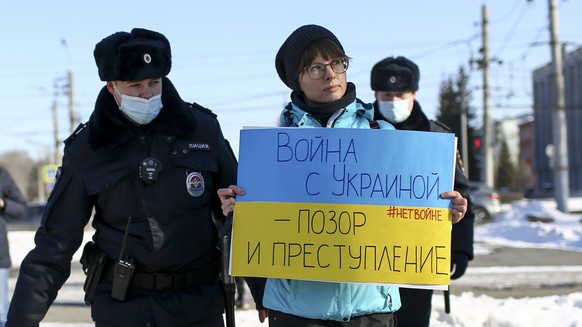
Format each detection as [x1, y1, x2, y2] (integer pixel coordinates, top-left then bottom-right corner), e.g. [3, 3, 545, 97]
[460, 85, 469, 175]
[480, 4, 494, 188]
[62, 39, 76, 134]
[67, 69, 75, 134]
[52, 81, 60, 165]
[548, 0, 569, 212]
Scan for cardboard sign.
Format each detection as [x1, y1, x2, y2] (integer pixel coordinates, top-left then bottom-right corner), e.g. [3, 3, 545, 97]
[231, 127, 456, 289]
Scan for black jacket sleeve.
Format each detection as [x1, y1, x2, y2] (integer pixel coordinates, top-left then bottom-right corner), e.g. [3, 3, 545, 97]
[451, 150, 475, 261]
[244, 276, 267, 310]
[7, 151, 93, 326]
[429, 120, 474, 261]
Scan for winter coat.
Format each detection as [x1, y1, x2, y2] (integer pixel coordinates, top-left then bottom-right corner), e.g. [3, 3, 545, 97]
[248, 91, 401, 322]
[373, 100, 475, 263]
[0, 168, 26, 268]
[6, 78, 238, 327]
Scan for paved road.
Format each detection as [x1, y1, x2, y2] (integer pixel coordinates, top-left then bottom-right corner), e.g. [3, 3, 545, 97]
[9, 243, 582, 323]
[450, 244, 582, 299]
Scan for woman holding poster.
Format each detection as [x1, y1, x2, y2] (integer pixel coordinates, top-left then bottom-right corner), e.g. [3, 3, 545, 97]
[218, 24, 468, 327]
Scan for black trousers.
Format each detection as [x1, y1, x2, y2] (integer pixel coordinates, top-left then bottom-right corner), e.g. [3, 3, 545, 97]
[95, 313, 224, 327]
[269, 309, 396, 327]
[394, 288, 433, 327]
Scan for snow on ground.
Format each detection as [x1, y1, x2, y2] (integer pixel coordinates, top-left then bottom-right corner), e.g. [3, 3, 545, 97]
[8, 197, 582, 326]
[475, 197, 582, 251]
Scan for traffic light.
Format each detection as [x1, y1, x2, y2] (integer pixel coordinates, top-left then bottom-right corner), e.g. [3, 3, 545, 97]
[474, 136, 481, 149]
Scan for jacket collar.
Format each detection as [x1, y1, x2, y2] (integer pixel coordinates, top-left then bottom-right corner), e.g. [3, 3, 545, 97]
[280, 96, 373, 128]
[87, 77, 196, 152]
[289, 82, 357, 119]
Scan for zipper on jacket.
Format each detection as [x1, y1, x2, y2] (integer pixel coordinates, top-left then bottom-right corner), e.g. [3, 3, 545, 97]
[327, 108, 346, 128]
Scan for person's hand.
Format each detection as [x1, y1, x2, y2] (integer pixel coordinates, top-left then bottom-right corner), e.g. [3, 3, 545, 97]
[258, 309, 269, 323]
[440, 191, 467, 224]
[217, 185, 245, 216]
[450, 252, 469, 279]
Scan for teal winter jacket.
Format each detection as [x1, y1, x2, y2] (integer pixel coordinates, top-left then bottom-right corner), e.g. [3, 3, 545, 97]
[263, 97, 401, 321]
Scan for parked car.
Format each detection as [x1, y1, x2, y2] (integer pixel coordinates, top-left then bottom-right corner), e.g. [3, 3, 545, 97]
[468, 181, 502, 224]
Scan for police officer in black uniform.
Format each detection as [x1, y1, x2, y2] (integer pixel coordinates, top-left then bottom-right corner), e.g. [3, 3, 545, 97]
[370, 56, 475, 327]
[7, 28, 237, 327]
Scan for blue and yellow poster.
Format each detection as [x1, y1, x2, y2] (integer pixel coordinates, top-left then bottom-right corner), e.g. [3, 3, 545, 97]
[231, 127, 457, 289]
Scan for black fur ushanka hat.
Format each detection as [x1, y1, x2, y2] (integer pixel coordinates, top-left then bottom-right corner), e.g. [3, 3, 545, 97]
[94, 28, 172, 81]
[370, 56, 419, 92]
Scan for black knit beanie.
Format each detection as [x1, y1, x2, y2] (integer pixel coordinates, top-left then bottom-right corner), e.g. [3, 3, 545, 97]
[275, 24, 344, 92]
[370, 56, 419, 92]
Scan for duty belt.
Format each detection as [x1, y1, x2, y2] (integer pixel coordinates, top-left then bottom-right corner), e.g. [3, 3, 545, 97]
[104, 261, 219, 291]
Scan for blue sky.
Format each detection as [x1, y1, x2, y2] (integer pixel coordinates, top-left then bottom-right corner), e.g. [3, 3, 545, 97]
[2, 0, 581, 160]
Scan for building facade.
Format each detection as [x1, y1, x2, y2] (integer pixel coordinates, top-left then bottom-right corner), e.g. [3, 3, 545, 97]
[532, 47, 582, 197]
[518, 116, 536, 195]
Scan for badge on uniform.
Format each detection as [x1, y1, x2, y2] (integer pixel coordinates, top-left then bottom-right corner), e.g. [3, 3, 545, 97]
[186, 171, 205, 197]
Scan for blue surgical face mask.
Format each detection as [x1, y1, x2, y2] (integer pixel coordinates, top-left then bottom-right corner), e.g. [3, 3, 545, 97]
[113, 83, 163, 125]
[378, 99, 411, 123]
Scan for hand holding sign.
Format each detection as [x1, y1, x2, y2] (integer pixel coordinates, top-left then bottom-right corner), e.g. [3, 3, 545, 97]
[440, 191, 467, 223]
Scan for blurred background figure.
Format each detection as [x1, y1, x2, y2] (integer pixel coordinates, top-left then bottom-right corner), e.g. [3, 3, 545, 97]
[0, 167, 27, 327]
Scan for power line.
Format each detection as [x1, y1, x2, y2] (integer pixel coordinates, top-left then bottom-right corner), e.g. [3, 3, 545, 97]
[489, 0, 524, 24]
[493, 0, 532, 57]
[410, 35, 480, 60]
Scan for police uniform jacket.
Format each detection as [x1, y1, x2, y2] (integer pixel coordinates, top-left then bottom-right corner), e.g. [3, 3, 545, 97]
[7, 78, 238, 326]
[373, 100, 475, 262]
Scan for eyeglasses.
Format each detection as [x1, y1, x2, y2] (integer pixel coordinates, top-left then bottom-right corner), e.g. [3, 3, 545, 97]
[303, 57, 349, 80]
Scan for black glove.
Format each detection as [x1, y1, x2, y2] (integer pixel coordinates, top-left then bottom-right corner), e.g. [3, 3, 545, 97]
[450, 252, 469, 280]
